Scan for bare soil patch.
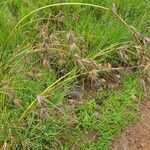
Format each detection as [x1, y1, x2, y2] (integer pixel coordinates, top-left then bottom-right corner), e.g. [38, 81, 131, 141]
[110, 99, 150, 150]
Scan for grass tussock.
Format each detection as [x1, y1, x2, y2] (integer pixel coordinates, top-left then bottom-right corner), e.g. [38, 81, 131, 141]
[0, 1, 150, 149]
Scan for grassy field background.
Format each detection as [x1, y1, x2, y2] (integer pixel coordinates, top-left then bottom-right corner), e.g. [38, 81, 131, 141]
[0, 0, 150, 149]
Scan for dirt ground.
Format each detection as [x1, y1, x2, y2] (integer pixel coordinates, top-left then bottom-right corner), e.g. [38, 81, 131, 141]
[110, 99, 150, 150]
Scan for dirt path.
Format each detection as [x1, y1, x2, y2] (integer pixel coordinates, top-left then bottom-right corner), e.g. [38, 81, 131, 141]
[110, 99, 150, 150]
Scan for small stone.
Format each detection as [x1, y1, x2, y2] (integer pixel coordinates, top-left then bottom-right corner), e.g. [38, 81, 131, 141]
[126, 130, 130, 133]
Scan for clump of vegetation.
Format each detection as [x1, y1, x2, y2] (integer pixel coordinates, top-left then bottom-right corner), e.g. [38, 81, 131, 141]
[0, 0, 150, 149]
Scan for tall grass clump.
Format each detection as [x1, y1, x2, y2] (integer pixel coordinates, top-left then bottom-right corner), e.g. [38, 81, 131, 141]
[0, 1, 150, 149]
